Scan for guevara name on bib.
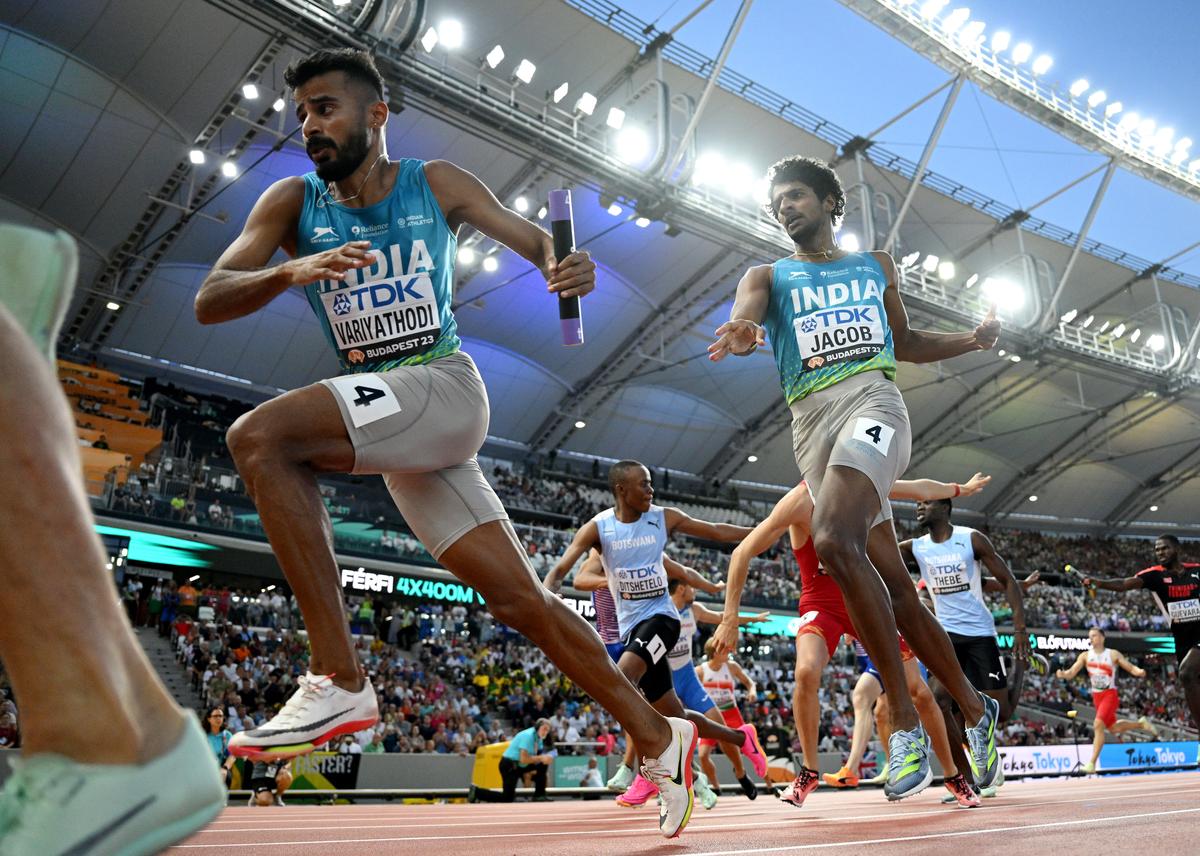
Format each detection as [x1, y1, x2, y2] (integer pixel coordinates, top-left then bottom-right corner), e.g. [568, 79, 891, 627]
[789, 276, 885, 371]
[315, 239, 442, 365]
[1168, 598, 1200, 623]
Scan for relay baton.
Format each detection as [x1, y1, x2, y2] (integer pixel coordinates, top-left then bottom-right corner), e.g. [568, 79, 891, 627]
[548, 189, 584, 346]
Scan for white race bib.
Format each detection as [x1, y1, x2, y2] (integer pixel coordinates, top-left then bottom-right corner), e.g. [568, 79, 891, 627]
[321, 271, 441, 366]
[1167, 598, 1200, 623]
[794, 304, 885, 371]
[326, 374, 401, 428]
[927, 561, 970, 595]
[615, 565, 667, 601]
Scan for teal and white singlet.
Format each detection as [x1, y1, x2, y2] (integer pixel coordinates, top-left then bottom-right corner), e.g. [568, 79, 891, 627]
[763, 252, 896, 404]
[295, 158, 461, 373]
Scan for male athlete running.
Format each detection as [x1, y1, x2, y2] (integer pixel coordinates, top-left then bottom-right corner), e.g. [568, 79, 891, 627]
[1056, 627, 1157, 773]
[709, 155, 1003, 798]
[695, 637, 764, 800]
[547, 460, 769, 813]
[718, 474, 987, 807]
[1080, 535, 1200, 730]
[196, 48, 693, 837]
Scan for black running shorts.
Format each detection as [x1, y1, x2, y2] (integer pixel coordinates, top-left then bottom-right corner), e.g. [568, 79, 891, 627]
[622, 613, 681, 704]
[947, 632, 1007, 691]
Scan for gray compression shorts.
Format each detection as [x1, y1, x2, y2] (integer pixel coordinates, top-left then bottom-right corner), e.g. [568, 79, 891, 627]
[788, 370, 911, 527]
[320, 350, 507, 559]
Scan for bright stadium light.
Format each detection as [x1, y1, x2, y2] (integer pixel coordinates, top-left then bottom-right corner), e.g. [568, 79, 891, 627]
[964, 272, 979, 288]
[437, 19, 464, 49]
[635, 217, 651, 228]
[513, 196, 529, 213]
[242, 83, 259, 100]
[615, 125, 650, 164]
[1087, 90, 1107, 108]
[747, 454, 759, 463]
[574, 92, 597, 116]
[106, 301, 120, 311]
[693, 151, 726, 187]
[959, 20, 986, 46]
[188, 149, 205, 165]
[991, 30, 1011, 52]
[537, 205, 547, 219]
[1011, 42, 1033, 64]
[1150, 505, 1159, 512]
[606, 106, 626, 129]
[1136, 117, 1157, 139]
[457, 246, 476, 265]
[606, 203, 622, 216]
[574, 420, 586, 429]
[938, 260, 956, 280]
[1081, 314, 1094, 327]
[1118, 112, 1140, 132]
[513, 59, 536, 84]
[485, 45, 505, 69]
[922, 253, 940, 273]
[943, 7, 970, 33]
[420, 26, 438, 53]
[552, 81, 569, 104]
[1010, 355, 1021, 363]
[1028, 495, 1038, 502]
[1175, 137, 1193, 153]
[1130, 328, 1142, 343]
[840, 232, 861, 252]
[1031, 54, 1053, 75]
[900, 250, 921, 267]
[725, 161, 755, 197]
[1060, 308, 1078, 323]
[1105, 101, 1124, 118]
[919, 0, 949, 19]
[1112, 322, 1127, 338]
[1097, 321, 1110, 333]
[982, 276, 1025, 311]
[1069, 79, 1089, 97]
[482, 255, 499, 272]
[332, 0, 351, 6]
[272, 97, 285, 112]
[1190, 158, 1200, 173]
[220, 161, 237, 178]
[1148, 333, 1166, 351]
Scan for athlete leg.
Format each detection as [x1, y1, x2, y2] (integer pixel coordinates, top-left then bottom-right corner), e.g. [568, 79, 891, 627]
[930, 677, 973, 781]
[874, 692, 890, 748]
[1178, 648, 1200, 730]
[1108, 719, 1143, 735]
[1004, 655, 1027, 721]
[811, 466, 919, 733]
[793, 632, 831, 771]
[0, 306, 189, 765]
[225, 385, 361, 688]
[1089, 718, 1106, 768]
[698, 742, 719, 787]
[907, 660, 956, 777]
[865, 521, 986, 725]
[843, 671, 883, 773]
[650, 691, 745, 745]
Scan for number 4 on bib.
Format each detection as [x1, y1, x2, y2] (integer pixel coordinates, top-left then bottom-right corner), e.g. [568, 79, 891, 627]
[852, 417, 895, 455]
[326, 374, 402, 429]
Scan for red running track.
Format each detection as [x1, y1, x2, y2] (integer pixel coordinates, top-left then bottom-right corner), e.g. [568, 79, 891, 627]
[172, 771, 1200, 855]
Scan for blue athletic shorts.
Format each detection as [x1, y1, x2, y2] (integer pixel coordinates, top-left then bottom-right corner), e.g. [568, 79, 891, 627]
[605, 641, 624, 663]
[672, 662, 716, 713]
[858, 655, 929, 692]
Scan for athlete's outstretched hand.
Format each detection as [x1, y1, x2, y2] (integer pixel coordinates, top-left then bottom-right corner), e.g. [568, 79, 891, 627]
[1055, 668, 1068, 679]
[710, 619, 739, 658]
[959, 472, 991, 497]
[708, 319, 765, 361]
[745, 611, 770, 624]
[546, 251, 596, 299]
[286, 240, 373, 284]
[1133, 666, 1147, 678]
[973, 305, 1001, 351]
[1012, 631, 1031, 665]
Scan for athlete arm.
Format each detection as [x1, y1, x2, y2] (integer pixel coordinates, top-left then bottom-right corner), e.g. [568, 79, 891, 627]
[1082, 573, 1145, 592]
[663, 555, 723, 595]
[544, 521, 600, 594]
[708, 265, 770, 361]
[1112, 649, 1147, 678]
[195, 177, 370, 324]
[691, 602, 769, 626]
[571, 550, 608, 592]
[876, 252, 1001, 363]
[1056, 651, 1087, 680]
[982, 570, 1040, 594]
[665, 507, 753, 545]
[423, 160, 594, 300]
[973, 531, 1030, 661]
[728, 660, 757, 698]
[890, 472, 991, 501]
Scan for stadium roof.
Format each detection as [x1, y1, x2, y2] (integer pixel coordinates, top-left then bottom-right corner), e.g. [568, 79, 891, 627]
[3, 0, 1199, 536]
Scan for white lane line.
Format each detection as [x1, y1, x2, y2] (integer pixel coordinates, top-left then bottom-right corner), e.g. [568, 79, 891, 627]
[685, 807, 1200, 855]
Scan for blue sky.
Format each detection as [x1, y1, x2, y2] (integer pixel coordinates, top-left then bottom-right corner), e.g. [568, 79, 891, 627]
[635, 0, 1200, 281]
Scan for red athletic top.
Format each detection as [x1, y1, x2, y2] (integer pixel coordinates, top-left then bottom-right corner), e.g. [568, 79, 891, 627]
[794, 538, 847, 611]
[1136, 563, 1200, 629]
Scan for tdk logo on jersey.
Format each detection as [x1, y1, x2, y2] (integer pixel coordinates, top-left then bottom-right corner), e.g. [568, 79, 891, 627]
[312, 226, 338, 243]
[800, 306, 874, 333]
[344, 278, 427, 311]
[790, 278, 882, 313]
[331, 293, 352, 316]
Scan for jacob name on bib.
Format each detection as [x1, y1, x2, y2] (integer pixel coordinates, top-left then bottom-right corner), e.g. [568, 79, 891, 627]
[791, 277, 885, 370]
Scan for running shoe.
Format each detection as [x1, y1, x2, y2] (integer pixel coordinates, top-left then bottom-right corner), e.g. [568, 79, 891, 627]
[779, 766, 820, 808]
[864, 761, 889, 785]
[965, 694, 1001, 789]
[943, 773, 981, 807]
[0, 717, 225, 856]
[1139, 716, 1160, 739]
[695, 772, 719, 810]
[229, 672, 378, 761]
[607, 763, 635, 792]
[1081, 762, 1095, 774]
[883, 724, 932, 801]
[821, 764, 860, 788]
[615, 774, 658, 807]
[737, 775, 758, 800]
[640, 717, 698, 839]
[1029, 653, 1051, 676]
[737, 723, 768, 778]
[979, 785, 999, 798]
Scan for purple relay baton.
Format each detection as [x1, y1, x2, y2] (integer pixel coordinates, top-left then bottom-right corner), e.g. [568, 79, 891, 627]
[548, 189, 584, 346]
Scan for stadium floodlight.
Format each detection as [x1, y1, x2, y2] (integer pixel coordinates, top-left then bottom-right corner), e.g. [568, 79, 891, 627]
[457, 246, 476, 265]
[513, 59, 536, 85]
[959, 20, 986, 46]
[537, 206, 547, 219]
[922, 253, 940, 273]
[943, 7, 970, 33]
[1175, 137, 1192, 152]
[693, 151, 726, 187]
[272, 97, 285, 112]
[1010, 355, 1021, 363]
[900, 250, 921, 267]
[747, 454, 758, 463]
[990, 30, 1011, 52]
[1136, 117, 1157, 139]
[188, 149, 205, 165]
[1031, 54, 1053, 75]
[982, 276, 1025, 311]
[1112, 323, 1127, 338]
[840, 232, 861, 252]
[513, 196, 529, 213]
[437, 19, 464, 50]
[242, 83, 259, 100]
[1190, 158, 1200, 173]
[1117, 111, 1140, 132]
[1011, 42, 1033, 64]
[482, 255, 499, 273]
[332, 0, 351, 6]
[420, 27, 438, 53]
[1028, 495, 1038, 502]
[938, 260, 956, 280]
[1130, 328, 1142, 343]
[1069, 79, 1089, 98]
[615, 125, 650, 164]
[574, 420, 586, 429]
[1097, 320, 1110, 333]
[552, 82, 569, 104]
[919, 0, 949, 19]
[106, 301, 120, 311]
[635, 217, 650, 228]
[1150, 505, 1159, 512]
[220, 161, 237, 178]
[574, 91, 597, 116]
[485, 45, 505, 69]
[1172, 148, 1190, 165]
[1081, 314, 1094, 327]
[1060, 309, 1078, 323]
[1148, 333, 1166, 351]
[725, 161, 755, 197]
[606, 203, 622, 216]
[606, 107, 625, 129]
[964, 272, 979, 288]
[998, 349, 1006, 357]
[1087, 90, 1107, 108]
[1104, 101, 1123, 118]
